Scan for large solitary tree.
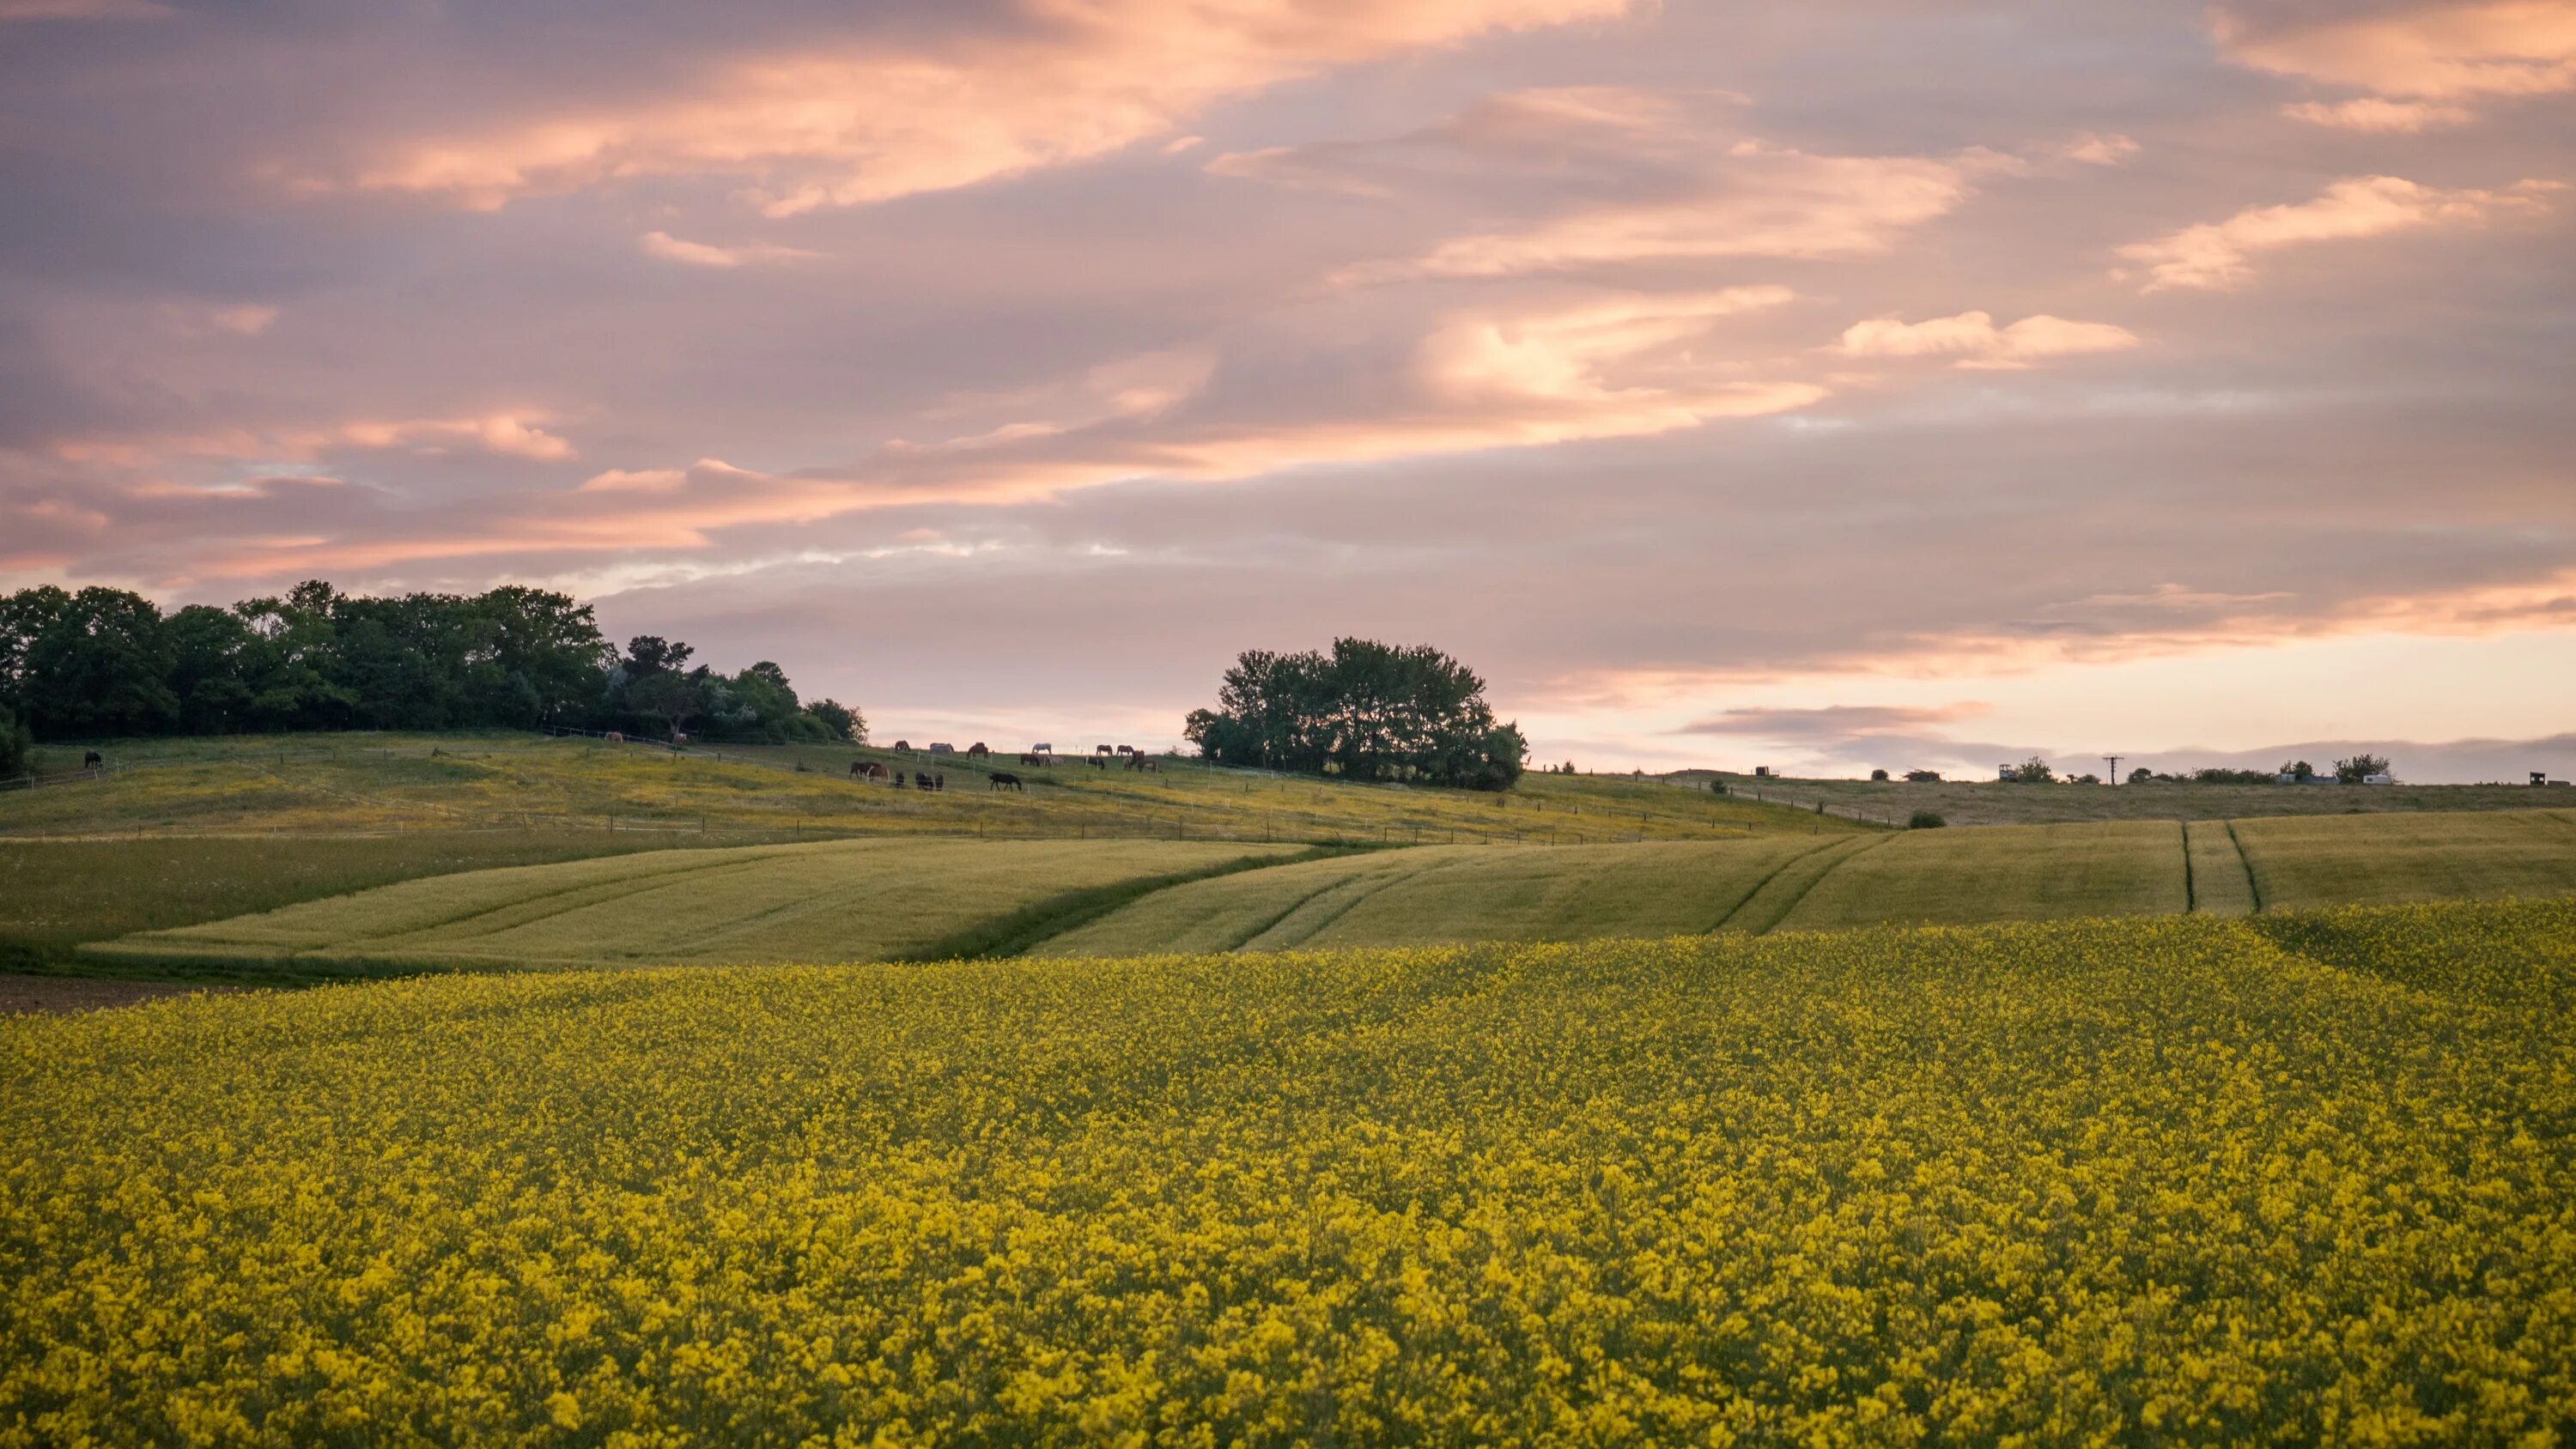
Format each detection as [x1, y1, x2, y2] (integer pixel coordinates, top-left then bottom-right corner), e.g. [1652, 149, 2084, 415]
[1185, 639, 1528, 791]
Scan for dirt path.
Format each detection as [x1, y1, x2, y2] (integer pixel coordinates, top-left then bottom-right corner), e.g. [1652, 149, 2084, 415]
[0, 974, 254, 1016]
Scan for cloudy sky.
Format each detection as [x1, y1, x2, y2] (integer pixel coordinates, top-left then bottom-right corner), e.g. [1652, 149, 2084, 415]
[3, 0, 2572, 779]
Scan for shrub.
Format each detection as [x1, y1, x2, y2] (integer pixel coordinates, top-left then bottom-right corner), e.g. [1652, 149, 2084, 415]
[1909, 810, 1947, 829]
[0, 706, 29, 779]
[1869, 769, 1890, 782]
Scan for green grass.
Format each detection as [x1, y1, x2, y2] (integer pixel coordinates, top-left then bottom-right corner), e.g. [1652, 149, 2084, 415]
[2237, 809, 2576, 908]
[1773, 820, 2190, 930]
[1043, 809, 2576, 955]
[0, 830, 769, 977]
[1680, 768, 2573, 827]
[6, 732, 1846, 846]
[55, 799, 2576, 980]
[88, 839, 1300, 976]
[2184, 819, 2258, 916]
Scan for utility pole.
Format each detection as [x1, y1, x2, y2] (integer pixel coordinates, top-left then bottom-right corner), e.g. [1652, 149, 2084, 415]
[2104, 755, 2123, 785]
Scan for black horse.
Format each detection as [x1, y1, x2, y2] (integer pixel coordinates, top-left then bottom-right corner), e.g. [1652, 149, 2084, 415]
[989, 772, 1024, 791]
[82, 750, 102, 769]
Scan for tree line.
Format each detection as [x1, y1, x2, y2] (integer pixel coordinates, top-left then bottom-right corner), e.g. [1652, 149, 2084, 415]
[0, 581, 861, 770]
[1184, 639, 1528, 791]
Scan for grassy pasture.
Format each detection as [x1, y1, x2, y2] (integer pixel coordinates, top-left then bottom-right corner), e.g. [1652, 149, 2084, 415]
[6, 732, 1839, 846]
[1045, 809, 2576, 955]
[1681, 768, 2572, 827]
[2238, 808, 2576, 909]
[90, 839, 1298, 975]
[0, 831, 761, 976]
[9, 900, 2576, 1441]
[1773, 820, 2190, 931]
[53, 803, 2576, 980]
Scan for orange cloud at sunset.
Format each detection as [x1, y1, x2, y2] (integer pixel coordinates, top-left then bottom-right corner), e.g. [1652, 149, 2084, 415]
[2117, 175, 2558, 290]
[2217, 1, 2576, 128]
[1834, 312, 2139, 369]
[343, 0, 1631, 214]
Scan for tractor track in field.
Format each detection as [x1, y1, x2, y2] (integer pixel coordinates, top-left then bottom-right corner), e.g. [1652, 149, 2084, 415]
[2225, 822, 2264, 913]
[1254, 850, 1488, 952]
[1212, 851, 1441, 953]
[1744, 835, 1893, 936]
[1702, 837, 1848, 935]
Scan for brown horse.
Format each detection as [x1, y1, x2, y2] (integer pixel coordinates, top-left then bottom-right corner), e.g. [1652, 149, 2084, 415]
[1127, 755, 1159, 773]
[989, 772, 1024, 791]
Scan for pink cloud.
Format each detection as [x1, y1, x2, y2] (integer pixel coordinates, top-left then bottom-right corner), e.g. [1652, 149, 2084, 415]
[637, 232, 821, 268]
[2116, 175, 2559, 291]
[340, 0, 1631, 214]
[1834, 311, 2140, 368]
[143, 287, 1826, 579]
[50, 413, 577, 470]
[2281, 97, 2478, 131]
[2216, 1, 2576, 126]
[1218, 89, 2027, 285]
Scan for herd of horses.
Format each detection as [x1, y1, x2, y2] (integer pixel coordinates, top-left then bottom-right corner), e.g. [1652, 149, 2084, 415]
[847, 749, 1162, 793]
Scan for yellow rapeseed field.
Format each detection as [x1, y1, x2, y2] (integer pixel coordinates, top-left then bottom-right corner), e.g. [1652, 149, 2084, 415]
[5, 900, 2575, 1444]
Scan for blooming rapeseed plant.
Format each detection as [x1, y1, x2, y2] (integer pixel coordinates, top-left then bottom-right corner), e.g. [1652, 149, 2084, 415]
[4, 900, 2574, 1444]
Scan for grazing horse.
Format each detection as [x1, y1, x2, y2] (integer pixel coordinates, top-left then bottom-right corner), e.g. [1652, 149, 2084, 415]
[1019, 752, 1046, 766]
[82, 750, 102, 769]
[1127, 756, 1159, 773]
[850, 761, 889, 781]
[1086, 755, 1107, 769]
[914, 771, 939, 791]
[892, 771, 908, 789]
[989, 772, 1024, 791]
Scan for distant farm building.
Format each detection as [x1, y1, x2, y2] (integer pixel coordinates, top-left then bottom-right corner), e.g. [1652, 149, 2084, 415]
[1997, 766, 2018, 781]
[1753, 766, 1773, 778]
[2364, 773, 2394, 785]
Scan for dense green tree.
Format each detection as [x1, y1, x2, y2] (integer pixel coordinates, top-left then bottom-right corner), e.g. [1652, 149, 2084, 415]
[164, 604, 260, 733]
[471, 587, 610, 727]
[620, 670, 697, 740]
[0, 581, 848, 746]
[1186, 638, 1528, 791]
[809, 698, 864, 743]
[15, 587, 179, 737]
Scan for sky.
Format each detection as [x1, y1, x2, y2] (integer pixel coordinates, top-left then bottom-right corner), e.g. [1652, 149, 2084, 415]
[2, 0, 2572, 780]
